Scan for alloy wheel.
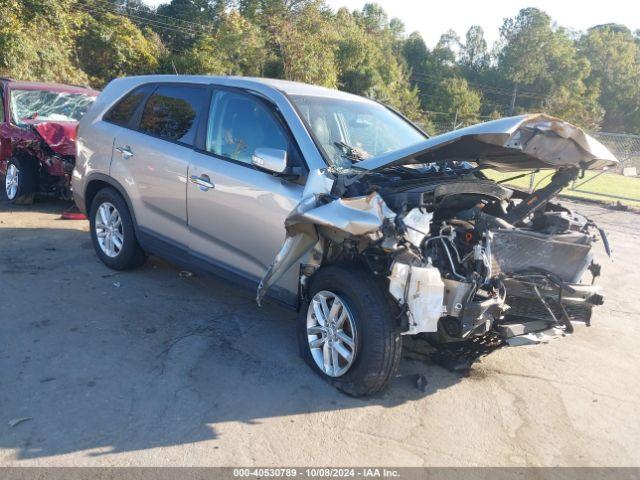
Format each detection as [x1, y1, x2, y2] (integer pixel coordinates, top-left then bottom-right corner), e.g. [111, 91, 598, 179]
[307, 290, 357, 377]
[95, 202, 124, 258]
[5, 164, 19, 200]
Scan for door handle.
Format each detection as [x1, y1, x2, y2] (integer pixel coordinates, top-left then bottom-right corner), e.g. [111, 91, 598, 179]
[189, 174, 215, 191]
[115, 145, 134, 160]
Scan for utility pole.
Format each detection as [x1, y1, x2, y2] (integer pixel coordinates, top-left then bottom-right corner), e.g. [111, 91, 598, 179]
[510, 84, 518, 115]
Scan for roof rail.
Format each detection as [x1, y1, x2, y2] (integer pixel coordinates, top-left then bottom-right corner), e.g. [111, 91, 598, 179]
[0, 76, 14, 82]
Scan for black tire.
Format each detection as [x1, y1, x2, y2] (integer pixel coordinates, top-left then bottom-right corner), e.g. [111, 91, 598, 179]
[297, 264, 402, 397]
[89, 187, 146, 270]
[4, 157, 36, 205]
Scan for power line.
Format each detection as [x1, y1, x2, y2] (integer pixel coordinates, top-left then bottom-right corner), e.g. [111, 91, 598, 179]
[87, 0, 216, 32]
[413, 71, 541, 99]
[421, 109, 494, 119]
[74, 1, 203, 37]
[413, 76, 546, 101]
[411, 71, 548, 101]
[75, 2, 199, 35]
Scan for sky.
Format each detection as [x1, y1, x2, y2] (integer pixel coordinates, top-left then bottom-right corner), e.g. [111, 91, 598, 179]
[143, 0, 640, 48]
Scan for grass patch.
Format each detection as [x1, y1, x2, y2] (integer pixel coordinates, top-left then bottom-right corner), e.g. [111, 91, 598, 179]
[485, 169, 640, 208]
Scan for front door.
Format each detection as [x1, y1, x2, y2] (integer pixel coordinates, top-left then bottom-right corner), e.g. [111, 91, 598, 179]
[187, 89, 306, 303]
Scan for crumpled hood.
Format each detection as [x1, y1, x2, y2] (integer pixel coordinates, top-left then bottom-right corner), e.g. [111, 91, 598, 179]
[29, 121, 78, 157]
[355, 114, 619, 172]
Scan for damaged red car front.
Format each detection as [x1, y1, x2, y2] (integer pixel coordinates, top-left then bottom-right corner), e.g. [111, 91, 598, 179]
[0, 78, 98, 204]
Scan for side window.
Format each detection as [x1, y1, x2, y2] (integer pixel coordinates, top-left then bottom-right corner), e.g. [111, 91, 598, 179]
[206, 90, 293, 165]
[103, 85, 150, 126]
[139, 85, 207, 145]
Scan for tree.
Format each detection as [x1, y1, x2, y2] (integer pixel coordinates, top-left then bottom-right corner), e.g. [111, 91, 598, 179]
[1, 0, 638, 134]
[432, 30, 461, 68]
[155, 0, 225, 50]
[403, 32, 429, 73]
[333, 6, 426, 125]
[0, 0, 88, 84]
[428, 77, 481, 122]
[171, 10, 267, 76]
[460, 26, 489, 75]
[238, 0, 260, 19]
[76, 10, 161, 87]
[354, 3, 389, 34]
[267, 1, 339, 87]
[578, 25, 640, 132]
[496, 8, 602, 127]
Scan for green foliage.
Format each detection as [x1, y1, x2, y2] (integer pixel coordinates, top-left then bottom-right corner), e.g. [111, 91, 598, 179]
[0, 0, 88, 84]
[155, 0, 226, 50]
[267, 1, 339, 87]
[460, 26, 489, 75]
[402, 32, 429, 73]
[429, 77, 481, 122]
[76, 9, 161, 87]
[170, 10, 267, 76]
[0, 1, 638, 134]
[494, 8, 602, 126]
[578, 25, 640, 132]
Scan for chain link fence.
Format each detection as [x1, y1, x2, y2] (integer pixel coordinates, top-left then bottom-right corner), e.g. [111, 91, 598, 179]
[590, 132, 640, 171]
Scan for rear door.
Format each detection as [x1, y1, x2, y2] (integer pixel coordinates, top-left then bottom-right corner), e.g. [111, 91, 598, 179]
[109, 83, 209, 246]
[187, 88, 306, 303]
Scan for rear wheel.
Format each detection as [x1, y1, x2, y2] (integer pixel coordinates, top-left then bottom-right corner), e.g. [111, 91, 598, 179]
[89, 187, 146, 270]
[297, 264, 402, 397]
[5, 158, 36, 205]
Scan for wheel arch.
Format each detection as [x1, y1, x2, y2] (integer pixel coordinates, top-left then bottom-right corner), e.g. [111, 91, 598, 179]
[302, 259, 399, 319]
[9, 152, 41, 175]
[84, 173, 141, 239]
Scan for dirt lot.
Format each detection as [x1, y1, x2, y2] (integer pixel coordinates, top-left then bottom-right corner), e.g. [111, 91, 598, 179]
[0, 197, 639, 467]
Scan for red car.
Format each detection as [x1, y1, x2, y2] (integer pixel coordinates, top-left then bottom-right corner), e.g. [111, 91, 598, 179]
[0, 78, 99, 204]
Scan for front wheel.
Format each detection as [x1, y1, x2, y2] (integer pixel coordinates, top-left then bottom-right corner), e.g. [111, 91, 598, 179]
[5, 158, 36, 204]
[297, 264, 402, 397]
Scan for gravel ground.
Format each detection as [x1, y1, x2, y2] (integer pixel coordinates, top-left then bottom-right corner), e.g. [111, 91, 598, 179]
[0, 197, 638, 467]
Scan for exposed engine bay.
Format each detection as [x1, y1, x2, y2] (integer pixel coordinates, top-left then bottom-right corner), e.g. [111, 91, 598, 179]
[256, 114, 617, 349]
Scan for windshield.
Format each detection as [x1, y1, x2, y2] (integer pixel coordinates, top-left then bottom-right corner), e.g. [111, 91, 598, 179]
[290, 94, 426, 168]
[10, 89, 96, 125]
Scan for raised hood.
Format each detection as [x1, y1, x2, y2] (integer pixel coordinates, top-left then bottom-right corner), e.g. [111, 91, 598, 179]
[355, 114, 619, 173]
[30, 121, 78, 157]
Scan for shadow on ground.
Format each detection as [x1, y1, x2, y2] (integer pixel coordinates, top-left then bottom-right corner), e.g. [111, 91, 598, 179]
[0, 204, 468, 460]
[0, 198, 81, 215]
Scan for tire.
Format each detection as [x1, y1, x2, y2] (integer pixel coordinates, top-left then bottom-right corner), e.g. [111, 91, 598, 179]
[4, 158, 36, 205]
[89, 187, 146, 270]
[297, 264, 402, 397]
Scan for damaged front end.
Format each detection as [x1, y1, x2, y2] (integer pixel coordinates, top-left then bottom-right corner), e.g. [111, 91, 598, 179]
[257, 114, 617, 350]
[3, 86, 97, 201]
[20, 121, 79, 200]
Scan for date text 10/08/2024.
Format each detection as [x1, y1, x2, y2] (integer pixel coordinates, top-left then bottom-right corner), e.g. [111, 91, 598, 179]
[232, 469, 401, 478]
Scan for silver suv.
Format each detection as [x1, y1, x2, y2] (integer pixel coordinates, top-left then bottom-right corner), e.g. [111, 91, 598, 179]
[74, 75, 616, 396]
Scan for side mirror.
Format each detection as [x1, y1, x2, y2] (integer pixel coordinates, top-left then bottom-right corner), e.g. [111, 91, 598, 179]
[252, 148, 288, 174]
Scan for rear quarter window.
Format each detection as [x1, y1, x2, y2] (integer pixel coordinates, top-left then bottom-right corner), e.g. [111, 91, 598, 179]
[103, 85, 151, 126]
[138, 85, 208, 145]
